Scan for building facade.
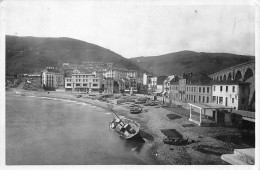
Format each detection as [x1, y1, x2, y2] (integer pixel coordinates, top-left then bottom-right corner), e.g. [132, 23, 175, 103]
[65, 73, 102, 93]
[212, 81, 250, 110]
[42, 67, 64, 89]
[103, 77, 114, 93]
[185, 84, 212, 104]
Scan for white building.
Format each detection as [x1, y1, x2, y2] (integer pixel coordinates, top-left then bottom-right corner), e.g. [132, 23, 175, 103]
[103, 68, 128, 79]
[65, 73, 102, 93]
[212, 81, 250, 110]
[42, 67, 64, 89]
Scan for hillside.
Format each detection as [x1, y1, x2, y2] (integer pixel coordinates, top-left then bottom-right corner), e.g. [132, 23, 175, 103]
[130, 51, 255, 76]
[6, 35, 144, 74]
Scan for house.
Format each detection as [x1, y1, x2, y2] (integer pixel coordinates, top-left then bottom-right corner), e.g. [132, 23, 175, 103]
[212, 81, 250, 110]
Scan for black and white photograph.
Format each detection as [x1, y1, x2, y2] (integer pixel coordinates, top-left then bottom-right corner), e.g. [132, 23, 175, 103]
[0, 0, 258, 170]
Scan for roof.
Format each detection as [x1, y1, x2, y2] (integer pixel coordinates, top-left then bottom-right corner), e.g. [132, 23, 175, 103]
[116, 79, 124, 84]
[210, 80, 250, 85]
[233, 110, 255, 119]
[188, 103, 233, 109]
[122, 78, 130, 82]
[157, 75, 167, 85]
[45, 69, 60, 73]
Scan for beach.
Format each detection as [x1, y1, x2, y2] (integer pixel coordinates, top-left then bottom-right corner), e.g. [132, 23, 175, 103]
[6, 88, 254, 165]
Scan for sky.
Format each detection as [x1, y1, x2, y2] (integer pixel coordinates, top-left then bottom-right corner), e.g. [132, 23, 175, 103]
[2, 0, 255, 58]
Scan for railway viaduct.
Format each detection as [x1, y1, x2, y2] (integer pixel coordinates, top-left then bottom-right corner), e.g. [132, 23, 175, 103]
[209, 61, 255, 82]
[209, 61, 255, 111]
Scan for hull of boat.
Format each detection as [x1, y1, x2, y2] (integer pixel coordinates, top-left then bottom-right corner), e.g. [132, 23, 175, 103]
[109, 117, 140, 139]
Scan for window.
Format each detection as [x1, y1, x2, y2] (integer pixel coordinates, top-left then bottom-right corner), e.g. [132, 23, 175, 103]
[207, 97, 209, 103]
[199, 87, 201, 93]
[220, 86, 223, 91]
[194, 87, 196, 92]
[199, 96, 201, 102]
[232, 86, 235, 92]
[93, 84, 98, 87]
[232, 98, 234, 103]
[226, 86, 228, 92]
[242, 86, 245, 93]
[67, 84, 71, 86]
[219, 97, 223, 104]
[83, 84, 87, 86]
[213, 96, 216, 102]
[214, 86, 216, 91]
[203, 87, 205, 93]
[76, 84, 80, 86]
[202, 96, 205, 102]
[186, 87, 188, 91]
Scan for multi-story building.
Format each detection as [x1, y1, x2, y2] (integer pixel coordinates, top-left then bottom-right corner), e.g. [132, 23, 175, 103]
[103, 77, 114, 93]
[65, 73, 102, 93]
[122, 78, 130, 92]
[150, 76, 157, 93]
[127, 70, 137, 78]
[156, 76, 167, 93]
[143, 73, 153, 86]
[103, 68, 128, 79]
[169, 73, 212, 104]
[212, 81, 250, 110]
[186, 83, 212, 103]
[169, 77, 179, 102]
[128, 77, 137, 92]
[42, 67, 64, 89]
[163, 75, 175, 93]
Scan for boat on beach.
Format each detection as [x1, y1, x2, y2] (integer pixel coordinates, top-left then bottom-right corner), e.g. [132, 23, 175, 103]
[108, 105, 140, 139]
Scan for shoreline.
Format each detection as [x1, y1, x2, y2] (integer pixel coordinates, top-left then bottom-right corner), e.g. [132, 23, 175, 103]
[5, 88, 254, 165]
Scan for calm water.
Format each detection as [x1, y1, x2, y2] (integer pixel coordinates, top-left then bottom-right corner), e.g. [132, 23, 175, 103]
[6, 93, 158, 165]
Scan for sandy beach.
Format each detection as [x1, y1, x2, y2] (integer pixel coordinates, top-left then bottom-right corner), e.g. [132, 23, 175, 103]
[6, 88, 254, 165]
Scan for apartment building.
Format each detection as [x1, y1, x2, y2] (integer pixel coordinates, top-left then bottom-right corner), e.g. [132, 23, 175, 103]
[65, 73, 102, 93]
[103, 68, 128, 79]
[42, 67, 64, 89]
[212, 81, 250, 110]
[103, 77, 114, 93]
[186, 83, 212, 103]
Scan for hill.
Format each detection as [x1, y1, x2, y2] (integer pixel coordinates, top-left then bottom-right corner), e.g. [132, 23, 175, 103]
[130, 51, 255, 76]
[6, 35, 144, 74]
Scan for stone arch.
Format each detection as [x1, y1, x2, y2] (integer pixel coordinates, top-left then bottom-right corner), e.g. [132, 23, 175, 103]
[235, 70, 242, 81]
[227, 73, 232, 81]
[223, 74, 227, 81]
[220, 75, 223, 81]
[243, 68, 254, 82]
[216, 76, 219, 81]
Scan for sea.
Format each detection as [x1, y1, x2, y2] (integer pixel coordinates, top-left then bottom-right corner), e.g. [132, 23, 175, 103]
[6, 92, 159, 165]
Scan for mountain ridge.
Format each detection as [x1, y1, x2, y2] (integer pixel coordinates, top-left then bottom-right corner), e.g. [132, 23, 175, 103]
[130, 51, 254, 76]
[6, 35, 145, 74]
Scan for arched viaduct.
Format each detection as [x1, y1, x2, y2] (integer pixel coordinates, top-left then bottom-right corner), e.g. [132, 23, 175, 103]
[209, 61, 255, 111]
[209, 61, 255, 82]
